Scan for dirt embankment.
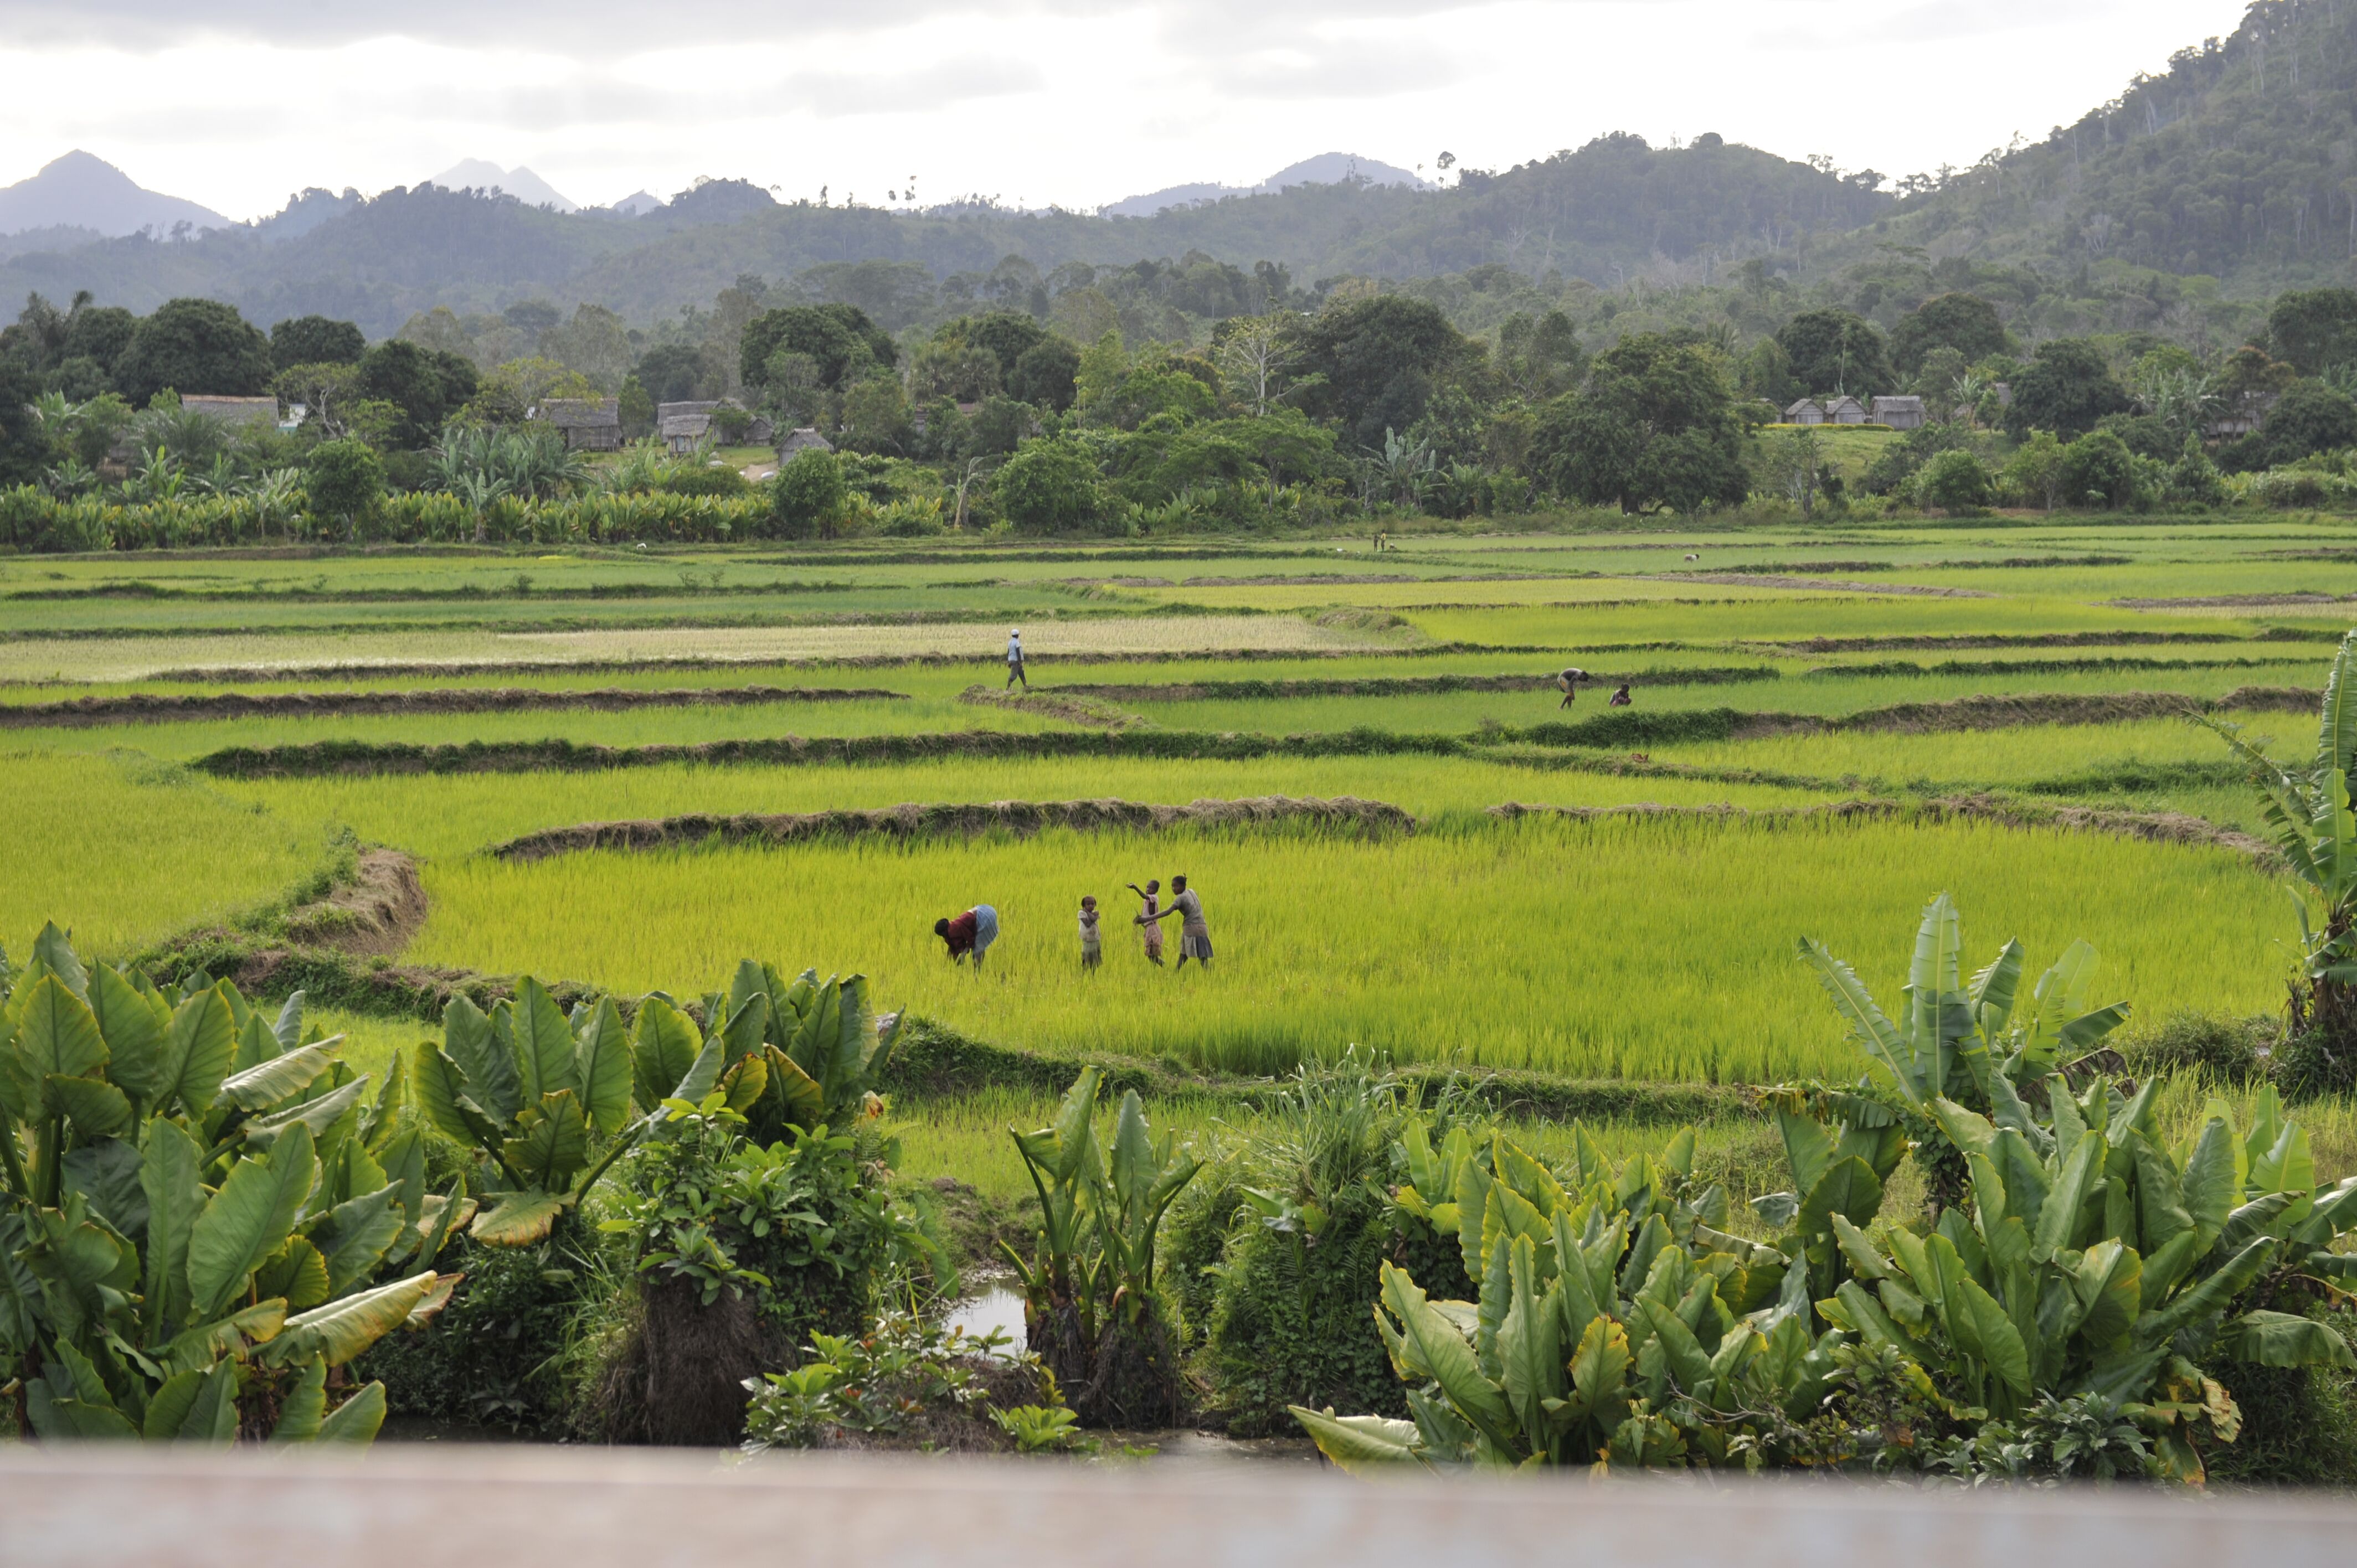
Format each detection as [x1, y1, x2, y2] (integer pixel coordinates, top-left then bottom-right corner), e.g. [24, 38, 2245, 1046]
[281, 848, 429, 956]
[491, 795, 1417, 862]
[955, 686, 1147, 730]
[1810, 687, 2317, 735]
[1639, 573, 1995, 598]
[0, 684, 907, 729]
[1041, 667, 1780, 702]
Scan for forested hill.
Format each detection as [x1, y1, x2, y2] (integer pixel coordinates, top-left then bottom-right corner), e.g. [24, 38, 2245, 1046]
[0, 136, 1887, 337]
[1881, 0, 2357, 293]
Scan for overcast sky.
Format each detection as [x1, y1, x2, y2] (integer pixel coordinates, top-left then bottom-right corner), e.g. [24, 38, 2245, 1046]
[0, 0, 2257, 221]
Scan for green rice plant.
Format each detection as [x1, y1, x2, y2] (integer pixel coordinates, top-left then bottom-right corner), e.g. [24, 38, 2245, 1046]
[0, 751, 334, 960]
[403, 814, 2291, 1085]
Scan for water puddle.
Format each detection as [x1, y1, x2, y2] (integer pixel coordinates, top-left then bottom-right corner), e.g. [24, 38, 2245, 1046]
[946, 1281, 1026, 1355]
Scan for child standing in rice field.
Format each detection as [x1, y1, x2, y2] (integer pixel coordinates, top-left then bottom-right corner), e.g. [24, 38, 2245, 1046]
[1078, 894, 1102, 971]
[1128, 878, 1166, 966]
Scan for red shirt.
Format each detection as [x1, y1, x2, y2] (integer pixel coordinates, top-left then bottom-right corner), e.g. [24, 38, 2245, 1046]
[942, 909, 979, 956]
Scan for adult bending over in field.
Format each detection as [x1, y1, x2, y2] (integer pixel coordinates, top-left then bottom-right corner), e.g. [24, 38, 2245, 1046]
[935, 904, 1000, 967]
[1557, 667, 1589, 708]
[1006, 628, 1028, 689]
[1166, 874, 1211, 971]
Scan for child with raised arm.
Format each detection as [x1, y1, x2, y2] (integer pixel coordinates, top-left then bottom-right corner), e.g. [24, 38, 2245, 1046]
[1078, 894, 1102, 971]
[1128, 878, 1166, 966]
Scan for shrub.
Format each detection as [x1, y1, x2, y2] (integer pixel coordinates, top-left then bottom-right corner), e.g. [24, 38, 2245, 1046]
[2058, 429, 2137, 508]
[303, 438, 385, 535]
[1915, 448, 1991, 514]
[992, 440, 1104, 533]
[741, 1304, 1072, 1452]
[658, 463, 749, 498]
[2117, 1012, 2270, 1085]
[770, 447, 847, 538]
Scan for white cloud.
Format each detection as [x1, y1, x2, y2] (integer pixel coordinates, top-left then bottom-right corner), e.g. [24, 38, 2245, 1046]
[0, 0, 2255, 221]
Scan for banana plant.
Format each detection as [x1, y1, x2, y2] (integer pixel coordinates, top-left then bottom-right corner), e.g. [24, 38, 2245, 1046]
[1812, 1080, 2357, 1482]
[1795, 893, 2128, 1210]
[1000, 1067, 1200, 1396]
[693, 962, 905, 1145]
[1295, 1121, 1838, 1472]
[2199, 628, 2356, 1046]
[411, 979, 723, 1246]
[1, 925, 457, 1442]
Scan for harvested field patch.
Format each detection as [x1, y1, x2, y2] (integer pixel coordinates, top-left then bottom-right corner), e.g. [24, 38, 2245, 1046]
[491, 794, 1416, 862]
[1640, 574, 1995, 597]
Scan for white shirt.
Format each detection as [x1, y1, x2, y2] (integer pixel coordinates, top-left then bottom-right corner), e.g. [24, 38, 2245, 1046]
[1007, 636, 1023, 663]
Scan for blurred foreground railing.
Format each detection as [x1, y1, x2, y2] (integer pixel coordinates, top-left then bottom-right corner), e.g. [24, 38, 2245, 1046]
[1, 1447, 2353, 1567]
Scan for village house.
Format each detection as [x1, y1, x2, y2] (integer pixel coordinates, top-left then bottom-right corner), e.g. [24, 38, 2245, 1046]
[179, 395, 280, 428]
[1821, 395, 1869, 425]
[1783, 398, 1826, 425]
[658, 399, 773, 455]
[1870, 395, 1926, 430]
[532, 398, 622, 452]
[775, 427, 834, 460]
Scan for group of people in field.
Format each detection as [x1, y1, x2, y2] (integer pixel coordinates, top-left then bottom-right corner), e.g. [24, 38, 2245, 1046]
[1557, 667, 1632, 708]
[934, 876, 1212, 973]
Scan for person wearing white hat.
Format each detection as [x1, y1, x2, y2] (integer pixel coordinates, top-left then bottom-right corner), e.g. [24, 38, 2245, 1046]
[1006, 627, 1028, 689]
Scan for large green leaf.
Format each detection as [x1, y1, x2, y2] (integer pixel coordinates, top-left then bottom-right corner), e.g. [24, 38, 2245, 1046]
[2071, 1239, 2144, 1349]
[187, 1122, 317, 1318]
[442, 994, 521, 1124]
[1495, 1235, 1558, 1447]
[140, 1117, 204, 1345]
[1905, 893, 1968, 1094]
[410, 1041, 498, 1148]
[471, 1190, 564, 1247]
[1377, 1261, 1511, 1442]
[2035, 1128, 2106, 1261]
[89, 962, 168, 1106]
[159, 985, 236, 1117]
[571, 997, 632, 1134]
[218, 1039, 341, 1112]
[629, 996, 702, 1114]
[13, 975, 109, 1117]
[510, 979, 579, 1102]
[1290, 1408, 1423, 1472]
[269, 1359, 328, 1443]
[241, 1074, 368, 1152]
[308, 1183, 408, 1296]
[316, 1381, 388, 1443]
[502, 1090, 589, 1186]
[1563, 1313, 1633, 1431]
[2316, 630, 2356, 778]
[2144, 1236, 2276, 1344]
[1798, 1156, 1885, 1236]
[142, 1360, 241, 1441]
[47, 1074, 131, 1138]
[1797, 937, 1916, 1100]
[273, 1271, 444, 1367]
[2219, 1309, 2357, 1370]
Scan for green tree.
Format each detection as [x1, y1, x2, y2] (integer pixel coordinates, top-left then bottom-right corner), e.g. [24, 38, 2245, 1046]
[838, 375, 912, 454]
[1916, 447, 1993, 514]
[2267, 287, 2357, 375]
[2004, 430, 2067, 512]
[634, 343, 719, 403]
[1527, 333, 1748, 514]
[1889, 293, 2008, 375]
[1291, 296, 1472, 451]
[0, 358, 46, 485]
[270, 314, 366, 370]
[356, 339, 475, 449]
[303, 437, 384, 537]
[1496, 310, 1587, 401]
[1774, 308, 1892, 398]
[2005, 339, 2130, 439]
[617, 374, 655, 440]
[993, 440, 1104, 533]
[2258, 380, 2357, 466]
[740, 304, 894, 393]
[1008, 338, 1081, 411]
[60, 305, 136, 379]
[2057, 429, 2137, 508]
[770, 447, 848, 538]
[114, 298, 274, 405]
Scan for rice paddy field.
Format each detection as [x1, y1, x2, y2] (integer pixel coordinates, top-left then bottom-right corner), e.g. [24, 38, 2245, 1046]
[6, 515, 2354, 1178]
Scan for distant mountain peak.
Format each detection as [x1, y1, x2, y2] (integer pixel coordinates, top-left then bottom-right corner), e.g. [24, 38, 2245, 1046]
[424, 160, 577, 213]
[1103, 152, 1432, 218]
[0, 149, 231, 238]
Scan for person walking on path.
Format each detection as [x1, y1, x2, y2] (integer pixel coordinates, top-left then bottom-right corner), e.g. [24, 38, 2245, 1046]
[1557, 667, 1589, 708]
[1005, 628, 1028, 689]
[1167, 874, 1212, 971]
[934, 904, 1001, 967]
[1127, 879, 1166, 966]
[1078, 895, 1103, 971]
[1608, 683, 1633, 708]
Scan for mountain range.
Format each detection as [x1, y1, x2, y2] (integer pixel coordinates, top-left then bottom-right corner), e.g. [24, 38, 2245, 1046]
[0, 2, 2349, 338]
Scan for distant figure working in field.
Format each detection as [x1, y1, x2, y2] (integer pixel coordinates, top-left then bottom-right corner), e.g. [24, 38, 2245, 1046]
[1078, 895, 1102, 971]
[1608, 683, 1633, 707]
[1006, 628, 1028, 689]
[1128, 879, 1166, 965]
[934, 904, 1000, 967]
[1557, 667, 1589, 708]
[1166, 874, 1212, 970]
